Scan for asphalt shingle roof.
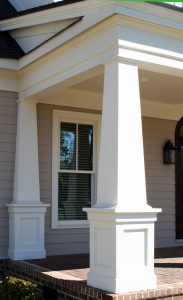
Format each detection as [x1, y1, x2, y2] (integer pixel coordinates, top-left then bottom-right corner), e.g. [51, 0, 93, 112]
[0, 0, 17, 19]
[0, 31, 24, 59]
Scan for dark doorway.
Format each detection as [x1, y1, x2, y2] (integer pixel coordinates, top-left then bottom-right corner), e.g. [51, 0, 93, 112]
[175, 117, 183, 239]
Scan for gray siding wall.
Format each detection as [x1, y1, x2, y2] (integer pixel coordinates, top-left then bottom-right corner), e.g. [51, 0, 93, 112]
[0, 91, 17, 258]
[37, 104, 177, 255]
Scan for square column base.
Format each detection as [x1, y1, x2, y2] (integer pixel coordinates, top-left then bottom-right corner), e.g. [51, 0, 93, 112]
[7, 203, 49, 260]
[88, 271, 157, 294]
[84, 207, 161, 294]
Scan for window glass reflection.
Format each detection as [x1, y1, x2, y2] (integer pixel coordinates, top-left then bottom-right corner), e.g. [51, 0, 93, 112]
[60, 122, 76, 170]
[78, 124, 93, 171]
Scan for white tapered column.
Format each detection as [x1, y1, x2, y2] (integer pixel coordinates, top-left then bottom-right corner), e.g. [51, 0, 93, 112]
[84, 61, 161, 293]
[7, 100, 48, 260]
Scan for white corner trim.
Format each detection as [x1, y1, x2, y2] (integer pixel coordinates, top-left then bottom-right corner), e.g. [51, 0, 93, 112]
[52, 109, 101, 229]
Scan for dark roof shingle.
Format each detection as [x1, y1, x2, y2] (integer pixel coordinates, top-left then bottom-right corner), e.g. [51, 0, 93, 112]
[0, 31, 24, 59]
[0, 0, 17, 19]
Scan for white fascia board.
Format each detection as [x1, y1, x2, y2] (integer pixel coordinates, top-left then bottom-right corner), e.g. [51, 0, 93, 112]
[1, 1, 182, 32]
[0, 0, 114, 31]
[0, 58, 18, 70]
[114, 2, 183, 31]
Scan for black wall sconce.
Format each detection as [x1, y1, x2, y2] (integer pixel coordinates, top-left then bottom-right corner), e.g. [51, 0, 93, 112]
[163, 140, 175, 165]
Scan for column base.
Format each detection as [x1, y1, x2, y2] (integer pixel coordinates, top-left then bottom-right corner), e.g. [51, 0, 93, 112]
[7, 203, 49, 260]
[84, 207, 161, 294]
[88, 271, 157, 294]
[8, 249, 46, 261]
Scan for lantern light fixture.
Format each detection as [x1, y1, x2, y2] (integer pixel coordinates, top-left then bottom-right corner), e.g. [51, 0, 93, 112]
[163, 140, 175, 165]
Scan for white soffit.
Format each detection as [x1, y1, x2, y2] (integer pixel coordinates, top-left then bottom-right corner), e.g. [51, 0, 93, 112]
[69, 70, 183, 106]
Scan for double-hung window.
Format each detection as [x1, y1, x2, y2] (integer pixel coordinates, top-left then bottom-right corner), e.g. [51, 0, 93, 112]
[52, 110, 100, 228]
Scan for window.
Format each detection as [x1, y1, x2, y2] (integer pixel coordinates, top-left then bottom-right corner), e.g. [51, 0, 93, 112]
[52, 110, 100, 228]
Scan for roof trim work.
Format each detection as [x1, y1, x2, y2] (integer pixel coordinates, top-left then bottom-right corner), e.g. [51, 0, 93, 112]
[0, 0, 182, 64]
[150, 2, 183, 13]
[0, 0, 85, 21]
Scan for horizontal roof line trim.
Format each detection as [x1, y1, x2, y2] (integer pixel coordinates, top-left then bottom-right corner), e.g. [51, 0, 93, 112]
[0, 0, 85, 21]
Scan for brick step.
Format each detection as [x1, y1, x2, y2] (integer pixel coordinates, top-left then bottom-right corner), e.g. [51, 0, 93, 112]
[2, 260, 183, 300]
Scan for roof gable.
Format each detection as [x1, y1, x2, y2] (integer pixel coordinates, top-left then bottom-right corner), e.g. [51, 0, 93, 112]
[10, 17, 81, 53]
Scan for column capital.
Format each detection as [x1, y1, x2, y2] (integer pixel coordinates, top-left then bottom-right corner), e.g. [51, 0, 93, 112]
[17, 98, 38, 104]
[103, 57, 138, 67]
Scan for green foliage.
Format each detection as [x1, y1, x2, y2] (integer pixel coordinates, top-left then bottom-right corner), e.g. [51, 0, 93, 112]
[0, 276, 40, 300]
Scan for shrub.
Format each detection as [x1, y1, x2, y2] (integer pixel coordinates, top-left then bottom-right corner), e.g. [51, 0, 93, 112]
[0, 276, 40, 300]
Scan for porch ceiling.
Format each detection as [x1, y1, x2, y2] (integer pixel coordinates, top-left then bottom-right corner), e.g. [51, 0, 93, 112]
[68, 69, 183, 106]
[36, 66, 183, 109]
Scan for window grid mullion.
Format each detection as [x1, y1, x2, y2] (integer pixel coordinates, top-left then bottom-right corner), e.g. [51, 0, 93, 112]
[76, 123, 78, 171]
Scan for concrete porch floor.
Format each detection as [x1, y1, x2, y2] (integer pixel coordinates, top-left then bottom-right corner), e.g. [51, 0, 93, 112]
[3, 246, 183, 300]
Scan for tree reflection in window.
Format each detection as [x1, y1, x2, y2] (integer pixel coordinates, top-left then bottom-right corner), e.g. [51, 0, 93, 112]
[60, 122, 76, 170]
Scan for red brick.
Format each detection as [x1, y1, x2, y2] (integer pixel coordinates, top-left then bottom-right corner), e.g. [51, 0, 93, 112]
[129, 294, 136, 300]
[147, 290, 155, 298]
[79, 292, 88, 300]
[136, 292, 143, 300]
[102, 293, 117, 300]
[117, 295, 124, 300]
[123, 294, 131, 300]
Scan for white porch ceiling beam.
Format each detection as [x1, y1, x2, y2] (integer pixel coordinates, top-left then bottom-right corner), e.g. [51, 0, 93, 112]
[17, 15, 183, 101]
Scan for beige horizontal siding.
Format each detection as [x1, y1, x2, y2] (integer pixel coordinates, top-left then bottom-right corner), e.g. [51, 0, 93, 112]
[38, 104, 178, 254]
[143, 117, 177, 248]
[37, 104, 90, 256]
[0, 91, 17, 258]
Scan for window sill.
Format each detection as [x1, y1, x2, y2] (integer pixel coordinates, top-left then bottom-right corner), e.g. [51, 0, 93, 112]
[52, 220, 90, 229]
[176, 239, 183, 243]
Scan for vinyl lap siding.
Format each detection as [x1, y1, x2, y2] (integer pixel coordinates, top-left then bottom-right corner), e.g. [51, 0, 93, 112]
[0, 91, 17, 258]
[143, 117, 177, 248]
[37, 104, 89, 256]
[37, 103, 177, 254]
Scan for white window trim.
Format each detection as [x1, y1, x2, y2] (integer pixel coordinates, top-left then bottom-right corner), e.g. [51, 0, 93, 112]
[52, 109, 101, 229]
